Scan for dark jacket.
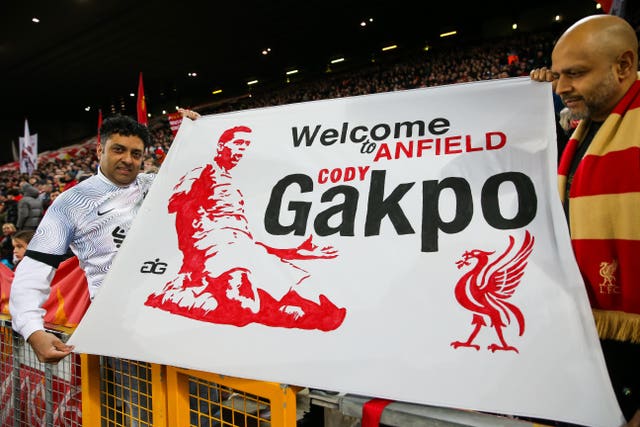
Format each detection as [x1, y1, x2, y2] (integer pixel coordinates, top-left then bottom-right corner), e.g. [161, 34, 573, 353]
[4, 199, 18, 226]
[17, 184, 44, 230]
[0, 235, 13, 261]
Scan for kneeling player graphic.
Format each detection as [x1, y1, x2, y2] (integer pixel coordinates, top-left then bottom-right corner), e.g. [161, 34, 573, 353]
[145, 125, 346, 331]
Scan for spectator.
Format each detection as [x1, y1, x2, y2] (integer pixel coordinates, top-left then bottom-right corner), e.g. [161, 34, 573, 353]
[37, 182, 53, 211]
[0, 201, 7, 225]
[48, 190, 60, 205]
[4, 188, 19, 226]
[11, 229, 35, 269]
[529, 48, 551, 69]
[0, 223, 16, 268]
[142, 155, 160, 174]
[16, 182, 44, 231]
[153, 144, 166, 165]
[75, 171, 92, 183]
[9, 110, 198, 364]
[61, 171, 78, 192]
[530, 14, 640, 426]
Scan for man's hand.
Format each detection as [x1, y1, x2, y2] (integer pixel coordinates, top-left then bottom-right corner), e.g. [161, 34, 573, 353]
[178, 108, 201, 120]
[529, 67, 556, 82]
[27, 330, 74, 364]
[530, 67, 559, 92]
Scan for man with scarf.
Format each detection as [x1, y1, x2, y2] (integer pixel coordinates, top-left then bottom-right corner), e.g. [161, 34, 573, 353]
[530, 14, 639, 426]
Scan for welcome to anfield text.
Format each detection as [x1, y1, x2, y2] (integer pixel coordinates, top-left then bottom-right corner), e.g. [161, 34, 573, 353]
[262, 117, 535, 252]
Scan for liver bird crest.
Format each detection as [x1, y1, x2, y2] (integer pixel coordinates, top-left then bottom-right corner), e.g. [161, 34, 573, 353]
[451, 231, 534, 353]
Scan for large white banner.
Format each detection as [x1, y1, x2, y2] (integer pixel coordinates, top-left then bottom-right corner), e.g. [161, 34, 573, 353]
[70, 78, 624, 427]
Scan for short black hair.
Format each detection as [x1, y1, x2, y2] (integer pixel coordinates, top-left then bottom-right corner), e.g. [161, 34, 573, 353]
[100, 115, 151, 147]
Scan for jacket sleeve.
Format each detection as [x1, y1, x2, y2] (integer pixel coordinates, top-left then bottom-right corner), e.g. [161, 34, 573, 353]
[8, 256, 57, 340]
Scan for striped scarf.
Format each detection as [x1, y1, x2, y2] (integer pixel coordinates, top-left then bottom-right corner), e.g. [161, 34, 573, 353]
[558, 74, 640, 344]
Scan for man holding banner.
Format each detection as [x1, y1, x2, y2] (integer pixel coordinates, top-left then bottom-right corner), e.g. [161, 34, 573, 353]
[531, 14, 640, 425]
[9, 110, 199, 364]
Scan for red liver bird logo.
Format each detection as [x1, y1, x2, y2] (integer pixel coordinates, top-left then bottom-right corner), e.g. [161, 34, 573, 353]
[451, 231, 534, 353]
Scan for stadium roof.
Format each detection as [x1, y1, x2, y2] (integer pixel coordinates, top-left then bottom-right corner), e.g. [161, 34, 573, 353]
[0, 0, 606, 163]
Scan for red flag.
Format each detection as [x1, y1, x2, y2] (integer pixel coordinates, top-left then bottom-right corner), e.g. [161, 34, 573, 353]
[137, 72, 148, 126]
[43, 256, 90, 327]
[598, 0, 613, 12]
[596, 0, 625, 15]
[97, 108, 103, 144]
[0, 256, 90, 326]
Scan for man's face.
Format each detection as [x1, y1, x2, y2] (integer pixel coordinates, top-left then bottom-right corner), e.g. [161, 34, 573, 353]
[97, 134, 145, 186]
[217, 134, 251, 170]
[551, 42, 622, 122]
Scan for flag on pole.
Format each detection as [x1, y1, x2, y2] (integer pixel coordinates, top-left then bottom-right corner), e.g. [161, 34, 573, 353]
[97, 109, 103, 144]
[137, 72, 148, 126]
[19, 119, 38, 175]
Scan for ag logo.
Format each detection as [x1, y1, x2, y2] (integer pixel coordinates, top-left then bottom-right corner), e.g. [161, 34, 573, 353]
[140, 258, 168, 274]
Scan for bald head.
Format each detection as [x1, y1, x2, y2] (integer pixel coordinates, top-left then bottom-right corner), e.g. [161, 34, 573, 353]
[550, 15, 638, 121]
[555, 14, 638, 74]
[556, 15, 638, 59]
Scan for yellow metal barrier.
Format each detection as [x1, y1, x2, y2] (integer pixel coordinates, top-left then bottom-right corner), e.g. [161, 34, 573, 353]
[165, 367, 299, 427]
[81, 355, 159, 426]
[78, 355, 298, 426]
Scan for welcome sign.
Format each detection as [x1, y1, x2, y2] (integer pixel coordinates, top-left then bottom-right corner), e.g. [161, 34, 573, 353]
[70, 78, 624, 427]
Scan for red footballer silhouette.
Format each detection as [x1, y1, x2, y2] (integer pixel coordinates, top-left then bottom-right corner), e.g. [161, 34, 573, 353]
[145, 126, 346, 331]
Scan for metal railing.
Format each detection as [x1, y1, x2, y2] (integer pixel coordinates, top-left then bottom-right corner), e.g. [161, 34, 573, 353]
[0, 316, 82, 427]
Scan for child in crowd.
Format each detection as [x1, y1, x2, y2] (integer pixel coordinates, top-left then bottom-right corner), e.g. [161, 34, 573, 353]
[11, 230, 35, 269]
[1, 223, 16, 257]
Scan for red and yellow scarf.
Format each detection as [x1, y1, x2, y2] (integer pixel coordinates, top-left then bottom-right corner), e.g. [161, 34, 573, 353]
[558, 75, 640, 343]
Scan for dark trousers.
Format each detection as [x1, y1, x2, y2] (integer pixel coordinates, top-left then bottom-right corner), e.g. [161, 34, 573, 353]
[601, 339, 640, 422]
